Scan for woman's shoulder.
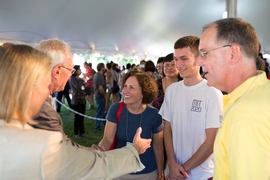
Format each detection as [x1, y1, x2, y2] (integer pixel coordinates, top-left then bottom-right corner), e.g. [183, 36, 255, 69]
[107, 102, 125, 121]
[156, 78, 163, 89]
[146, 104, 159, 114]
[156, 78, 162, 84]
[106, 70, 112, 75]
[145, 105, 162, 122]
[109, 102, 125, 111]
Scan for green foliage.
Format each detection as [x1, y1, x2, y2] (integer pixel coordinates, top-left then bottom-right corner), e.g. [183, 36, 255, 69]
[59, 103, 104, 147]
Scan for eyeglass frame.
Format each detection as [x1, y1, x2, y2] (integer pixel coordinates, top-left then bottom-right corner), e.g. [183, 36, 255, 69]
[199, 45, 232, 59]
[163, 62, 176, 69]
[156, 65, 163, 70]
[61, 65, 76, 74]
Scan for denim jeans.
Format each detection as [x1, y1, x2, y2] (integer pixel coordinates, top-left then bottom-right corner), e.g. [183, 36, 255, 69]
[95, 97, 106, 130]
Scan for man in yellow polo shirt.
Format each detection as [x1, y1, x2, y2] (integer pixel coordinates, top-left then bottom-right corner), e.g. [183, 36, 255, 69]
[196, 18, 270, 179]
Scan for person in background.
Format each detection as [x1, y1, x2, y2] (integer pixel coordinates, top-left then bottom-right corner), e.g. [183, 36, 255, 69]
[0, 43, 153, 180]
[256, 43, 269, 77]
[97, 71, 164, 180]
[69, 65, 87, 139]
[131, 63, 138, 71]
[125, 63, 132, 73]
[159, 36, 223, 180]
[93, 63, 107, 131]
[56, 81, 71, 112]
[139, 60, 146, 72]
[105, 62, 119, 114]
[156, 57, 165, 79]
[84, 62, 95, 110]
[196, 18, 270, 180]
[153, 53, 181, 110]
[112, 63, 120, 101]
[113, 63, 122, 101]
[114, 63, 121, 74]
[120, 65, 126, 76]
[145, 60, 160, 82]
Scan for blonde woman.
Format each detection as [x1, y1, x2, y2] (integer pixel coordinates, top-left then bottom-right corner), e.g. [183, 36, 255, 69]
[0, 43, 151, 179]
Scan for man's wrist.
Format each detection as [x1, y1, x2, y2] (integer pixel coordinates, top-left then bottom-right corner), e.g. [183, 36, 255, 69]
[167, 159, 177, 168]
[182, 163, 189, 172]
[157, 173, 165, 179]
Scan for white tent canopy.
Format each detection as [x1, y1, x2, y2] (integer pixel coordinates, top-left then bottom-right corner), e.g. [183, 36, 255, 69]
[1, 0, 270, 60]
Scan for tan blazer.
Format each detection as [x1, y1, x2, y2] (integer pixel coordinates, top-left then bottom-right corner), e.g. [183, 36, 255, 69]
[0, 120, 144, 180]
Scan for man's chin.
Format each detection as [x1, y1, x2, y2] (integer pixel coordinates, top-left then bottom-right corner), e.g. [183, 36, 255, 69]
[206, 80, 213, 87]
[55, 87, 64, 93]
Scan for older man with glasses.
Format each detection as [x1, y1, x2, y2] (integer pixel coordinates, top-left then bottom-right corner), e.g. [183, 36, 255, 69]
[61, 65, 76, 74]
[29, 39, 90, 150]
[197, 18, 270, 180]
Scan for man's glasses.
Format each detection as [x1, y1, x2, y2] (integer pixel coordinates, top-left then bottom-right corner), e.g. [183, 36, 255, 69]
[199, 45, 231, 59]
[61, 66, 76, 74]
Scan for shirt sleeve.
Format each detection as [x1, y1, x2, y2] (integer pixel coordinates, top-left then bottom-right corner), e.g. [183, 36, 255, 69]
[97, 74, 104, 87]
[158, 85, 172, 122]
[86, 68, 92, 77]
[152, 109, 164, 134]
[106, 102, 119, 123]
[33, 100, 91, 151]
[42, 132, 145, 179]
[205, 88, 223, 129]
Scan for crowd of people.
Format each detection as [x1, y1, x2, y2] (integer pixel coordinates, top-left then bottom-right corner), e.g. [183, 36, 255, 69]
[1, 17, 270, 180]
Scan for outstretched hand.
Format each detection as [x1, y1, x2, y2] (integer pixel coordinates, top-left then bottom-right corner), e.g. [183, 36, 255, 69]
[91, 144, 106, 151]
[132, 127, 152, 154]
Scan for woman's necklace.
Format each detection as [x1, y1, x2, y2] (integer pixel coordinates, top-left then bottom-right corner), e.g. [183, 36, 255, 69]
[126, 108, 143, 142]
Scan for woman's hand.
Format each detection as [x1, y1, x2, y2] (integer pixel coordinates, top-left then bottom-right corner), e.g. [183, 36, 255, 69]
[132, 127, 152, 154]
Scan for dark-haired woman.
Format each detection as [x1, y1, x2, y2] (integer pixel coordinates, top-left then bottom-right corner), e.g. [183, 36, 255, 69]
[153, 53, 182, 110]
[70, 65, 87, 138]
[98, 71, 164, 180]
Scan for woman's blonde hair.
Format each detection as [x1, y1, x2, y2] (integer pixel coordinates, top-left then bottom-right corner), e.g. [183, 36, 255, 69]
[0, 43, 52, 123]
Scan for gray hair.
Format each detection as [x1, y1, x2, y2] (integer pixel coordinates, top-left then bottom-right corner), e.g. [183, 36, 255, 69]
[35, 39, 70, 68]
[203, 18, 259, 60]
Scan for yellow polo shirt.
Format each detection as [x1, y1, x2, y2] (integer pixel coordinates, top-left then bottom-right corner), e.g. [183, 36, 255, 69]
[214, 71, 270, 180]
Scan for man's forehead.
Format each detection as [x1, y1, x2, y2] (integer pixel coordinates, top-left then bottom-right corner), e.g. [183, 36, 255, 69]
[174, 47, 193, 56]
[201, 26, 216, 41]
[199, 29, 217, 49]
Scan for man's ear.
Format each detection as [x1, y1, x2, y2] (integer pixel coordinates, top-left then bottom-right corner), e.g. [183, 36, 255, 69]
[52, 65, 61, 77]
[229, 44, 241, 65]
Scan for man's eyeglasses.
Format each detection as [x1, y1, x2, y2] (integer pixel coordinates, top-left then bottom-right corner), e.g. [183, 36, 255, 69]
[199, 45, 231, 59]
[61, 66, 76, 74]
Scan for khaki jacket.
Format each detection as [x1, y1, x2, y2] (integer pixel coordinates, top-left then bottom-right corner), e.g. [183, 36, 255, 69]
[0, 120, 144, 180]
